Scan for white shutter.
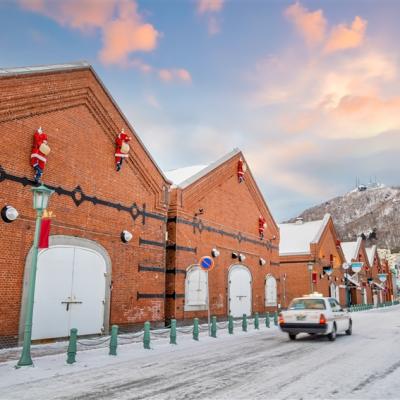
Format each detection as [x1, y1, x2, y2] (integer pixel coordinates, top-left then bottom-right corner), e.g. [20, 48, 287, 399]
[185, 267, 207, 306]
[265, 276, 277, 306]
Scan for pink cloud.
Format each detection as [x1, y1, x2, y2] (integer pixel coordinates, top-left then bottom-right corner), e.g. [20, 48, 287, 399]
[196, 0, 224, 35]
[197, 0, 224, 14]
[324, 16, 367, 54]
[19, 0, 159, 66]
[207, 16, 220, 35]
[158, 68, 192, 83]
[19, 0, 117, 30]
[99, 1, 159, 65]
[284, 2, 326, 46]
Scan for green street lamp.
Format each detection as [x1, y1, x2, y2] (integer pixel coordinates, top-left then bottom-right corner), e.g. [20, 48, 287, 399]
[17, 184, 53, 367]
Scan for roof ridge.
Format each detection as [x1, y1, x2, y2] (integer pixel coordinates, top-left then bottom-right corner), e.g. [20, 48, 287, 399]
[167, 148, 241, 188]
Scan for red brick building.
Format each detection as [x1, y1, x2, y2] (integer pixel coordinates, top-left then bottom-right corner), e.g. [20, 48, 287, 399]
[279, 215, 346, 307]
[367, 247, 394, 303]
[164, 149, 280, 321]
[341, 238, 372, 305]
[0, 63, 170, 348]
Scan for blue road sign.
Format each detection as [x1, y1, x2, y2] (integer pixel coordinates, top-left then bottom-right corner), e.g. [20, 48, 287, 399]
[200, 256, 215, 271]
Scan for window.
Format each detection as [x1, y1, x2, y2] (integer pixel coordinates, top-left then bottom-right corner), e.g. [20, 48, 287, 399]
[329, 299, 342, 311]
[288, 298, 326, 310]
[184, 266, 208, 311]
[265, 275, 277, 306]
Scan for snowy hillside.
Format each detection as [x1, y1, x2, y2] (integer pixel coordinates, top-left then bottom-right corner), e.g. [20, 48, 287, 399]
[289, 184, 400, 251]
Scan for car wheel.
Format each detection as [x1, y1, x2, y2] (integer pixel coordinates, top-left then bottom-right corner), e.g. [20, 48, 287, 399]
[327, 324, 337, 342]
[288, 333, 296, 341]
[345, 320, 352, 336]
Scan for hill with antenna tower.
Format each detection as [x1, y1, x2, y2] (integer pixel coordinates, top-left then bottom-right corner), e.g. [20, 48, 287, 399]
[288, 180, 400, 251]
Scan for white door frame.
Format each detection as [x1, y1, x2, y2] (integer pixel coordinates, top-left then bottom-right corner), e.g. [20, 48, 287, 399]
[228, 264, 252, 317]
[19, 235, 112, 344]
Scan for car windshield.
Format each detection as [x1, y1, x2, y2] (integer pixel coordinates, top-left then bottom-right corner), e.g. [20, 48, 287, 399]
[288, 298, 326, 310]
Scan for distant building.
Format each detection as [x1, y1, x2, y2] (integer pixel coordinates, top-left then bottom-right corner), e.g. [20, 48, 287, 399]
[279, 214, 346, 307]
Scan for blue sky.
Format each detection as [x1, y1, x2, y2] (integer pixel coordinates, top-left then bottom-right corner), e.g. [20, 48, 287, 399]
[1, 0, 399, 221]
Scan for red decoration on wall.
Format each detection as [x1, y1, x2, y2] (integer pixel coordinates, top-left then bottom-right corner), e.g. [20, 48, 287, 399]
[115, 128, 131, 172]
[237, 157, 246, 183]
[31, 127, 50, 184]
[312, 272, 318, 284]
[258, 215, 267, 240]
[39, 218, 51, 249]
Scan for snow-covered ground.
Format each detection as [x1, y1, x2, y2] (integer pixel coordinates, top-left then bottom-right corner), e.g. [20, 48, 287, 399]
[1, 307, 400, 400]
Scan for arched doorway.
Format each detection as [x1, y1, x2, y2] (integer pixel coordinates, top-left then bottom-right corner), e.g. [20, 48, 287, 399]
[20, 236, 111, 341]
[228, 265, 252, 317]
[265, 275, 277, 307]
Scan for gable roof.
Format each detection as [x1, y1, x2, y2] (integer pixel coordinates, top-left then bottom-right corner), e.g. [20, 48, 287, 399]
[0, 61, 170, 185]
[340, 237, 362, 263]
[278, 214, 331, 256]
[164, 148, 240, 188]
[366, 245, 377, 266]
[165, 148, 279, 231]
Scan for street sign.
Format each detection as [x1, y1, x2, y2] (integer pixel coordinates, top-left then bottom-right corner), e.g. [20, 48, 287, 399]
[377, 273, 387, 283]
[351, 262, 363, 273]
[200, 256, 215, 271]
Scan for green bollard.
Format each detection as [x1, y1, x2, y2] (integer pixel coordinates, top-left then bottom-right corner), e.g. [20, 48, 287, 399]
[274, 311, 278, 326]
[143, 321, 151, 349]
[170, 319, 177, 345]
[66, 328, 77, 364]
[193, 318, 199, 341]
[211, 316, 217, 338]
[109, 325, 118, 356]
[265, 312, 270, 328]
[254, 312, 259, 330]
[242, 314, 247, 332]
[228, 315, 234, 334]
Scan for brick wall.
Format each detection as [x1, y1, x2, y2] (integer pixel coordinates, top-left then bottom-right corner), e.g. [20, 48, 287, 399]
[280, 219, 346, 307]
[0, 67, 169, 347]
[166, 153, 280, 321]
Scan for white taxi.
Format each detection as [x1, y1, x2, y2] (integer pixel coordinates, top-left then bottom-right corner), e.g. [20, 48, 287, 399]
[279, 293, 352, 341]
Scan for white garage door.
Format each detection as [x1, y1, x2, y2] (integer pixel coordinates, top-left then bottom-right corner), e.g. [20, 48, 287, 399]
[185, 266, 208, 310]
[32, 245, 106, 340]
[229, 265, 252, 317]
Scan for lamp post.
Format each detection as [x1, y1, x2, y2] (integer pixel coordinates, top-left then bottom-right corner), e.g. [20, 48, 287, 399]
[342, 262, 351, 308]
[307, 261, 314, 293]
[17, 184, 53, 367]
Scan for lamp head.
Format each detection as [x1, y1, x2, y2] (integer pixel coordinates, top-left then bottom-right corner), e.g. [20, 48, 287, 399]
[31, 184, 54, 211]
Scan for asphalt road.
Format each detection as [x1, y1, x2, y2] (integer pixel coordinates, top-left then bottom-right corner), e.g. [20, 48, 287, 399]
[1, 306, 400, 400]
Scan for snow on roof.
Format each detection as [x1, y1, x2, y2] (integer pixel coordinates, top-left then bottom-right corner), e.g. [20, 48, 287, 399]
[340, 238, 361, 263]
[164, 148, 241, 189]
[0, 62, 90, 76]
[164, 165, 208, 187]
[366, 245, 377, 265]
[278, 214, 330, 255]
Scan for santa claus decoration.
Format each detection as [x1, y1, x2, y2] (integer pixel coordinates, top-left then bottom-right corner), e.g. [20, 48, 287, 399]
[115, 128, 131, 171]
[237, 157, 247, 183]
[258, 215, 267, 240]
[31, 127, 50, 184]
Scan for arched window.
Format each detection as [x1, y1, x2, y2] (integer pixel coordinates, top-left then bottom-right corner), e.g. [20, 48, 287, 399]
[184, 265, 208, 311]
[330, 283, 336, 299]
[265, 275, 277, 306]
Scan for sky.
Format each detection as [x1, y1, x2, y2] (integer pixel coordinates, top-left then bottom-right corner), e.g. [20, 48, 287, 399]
[1, 0, 400, 222]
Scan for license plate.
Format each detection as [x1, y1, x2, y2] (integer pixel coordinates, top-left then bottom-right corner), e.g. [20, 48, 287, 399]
[296, 315, 306, 321]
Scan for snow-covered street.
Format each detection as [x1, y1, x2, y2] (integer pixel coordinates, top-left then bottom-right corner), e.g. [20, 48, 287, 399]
[1, 306, 400, 400]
